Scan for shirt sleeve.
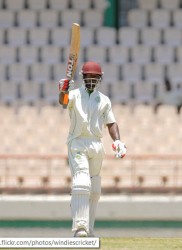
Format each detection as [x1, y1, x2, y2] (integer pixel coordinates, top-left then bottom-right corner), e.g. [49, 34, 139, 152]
[67, 90, 74, 108]
[103, 97, 116, 125]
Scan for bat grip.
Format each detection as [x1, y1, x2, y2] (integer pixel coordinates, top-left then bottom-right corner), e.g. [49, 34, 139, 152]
[62, 91, 69, 109]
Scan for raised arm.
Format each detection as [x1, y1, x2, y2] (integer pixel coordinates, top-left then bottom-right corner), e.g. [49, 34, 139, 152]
[59, 92, 65, 105]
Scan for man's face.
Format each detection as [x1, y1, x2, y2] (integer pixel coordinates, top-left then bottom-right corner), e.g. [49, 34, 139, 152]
[83, 73, 101, 91]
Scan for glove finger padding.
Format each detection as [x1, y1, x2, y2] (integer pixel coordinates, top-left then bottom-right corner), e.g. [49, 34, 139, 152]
[59, 79, 74, 92]
[112, 140, 127, 158]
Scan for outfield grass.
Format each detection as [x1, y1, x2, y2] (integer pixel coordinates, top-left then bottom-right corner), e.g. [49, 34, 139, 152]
[8, 238, 181, 250]
[100, 238, 182, 250]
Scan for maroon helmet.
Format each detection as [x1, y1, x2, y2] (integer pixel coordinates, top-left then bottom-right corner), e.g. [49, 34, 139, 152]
[80, 62, 103, 91]
[82, 61, 103, 75]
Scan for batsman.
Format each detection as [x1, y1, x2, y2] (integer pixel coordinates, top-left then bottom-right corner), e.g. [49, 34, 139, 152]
[59, 61, 127, 237]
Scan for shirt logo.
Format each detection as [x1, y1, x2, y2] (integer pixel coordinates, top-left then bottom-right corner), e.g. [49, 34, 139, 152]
[95, 96, 101, 103]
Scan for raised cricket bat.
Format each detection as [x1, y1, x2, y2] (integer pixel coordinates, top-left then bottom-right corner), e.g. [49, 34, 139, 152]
[62, 23, 80, 109]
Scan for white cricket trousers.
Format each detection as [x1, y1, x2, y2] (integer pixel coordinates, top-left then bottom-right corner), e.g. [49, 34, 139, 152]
[68, 136, 104, 233]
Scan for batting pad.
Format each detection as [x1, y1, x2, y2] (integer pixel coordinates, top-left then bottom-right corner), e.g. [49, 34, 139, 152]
[89, 175, 101, 234]
[71, 171, 91, 232]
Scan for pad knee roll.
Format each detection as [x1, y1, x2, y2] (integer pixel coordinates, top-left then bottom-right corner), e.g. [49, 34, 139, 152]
[72, 171, 91, 195]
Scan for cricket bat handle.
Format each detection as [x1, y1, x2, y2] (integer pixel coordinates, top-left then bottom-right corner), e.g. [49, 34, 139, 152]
[62, 91, 69, 109]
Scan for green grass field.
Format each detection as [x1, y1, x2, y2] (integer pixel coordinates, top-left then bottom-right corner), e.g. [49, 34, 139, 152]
[8, 238, 182, 250]
[100, 238, 182, 250]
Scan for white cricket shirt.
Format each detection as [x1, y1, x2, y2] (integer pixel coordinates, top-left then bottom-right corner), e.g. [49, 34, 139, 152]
[67, 86, 116, 142]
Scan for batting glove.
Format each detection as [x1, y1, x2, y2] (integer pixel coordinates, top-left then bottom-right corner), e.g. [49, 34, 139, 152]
[112, 140, 127, 158]
[59, 79, 74, 93]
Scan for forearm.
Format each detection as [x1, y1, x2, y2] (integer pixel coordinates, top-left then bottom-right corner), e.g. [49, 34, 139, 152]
[59, 92, 65, 105]
[107, 122, 120, 141]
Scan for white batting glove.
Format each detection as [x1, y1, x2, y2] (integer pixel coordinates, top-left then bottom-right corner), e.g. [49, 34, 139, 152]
[58, 79, 74, 93]
[112, 140, 127, 158]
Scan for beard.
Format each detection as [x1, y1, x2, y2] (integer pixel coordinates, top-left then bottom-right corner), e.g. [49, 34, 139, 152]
[85, 83, 96, 91]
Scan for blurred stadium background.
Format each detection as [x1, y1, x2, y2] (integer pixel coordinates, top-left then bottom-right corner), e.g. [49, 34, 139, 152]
[0, 0, 182, 238]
